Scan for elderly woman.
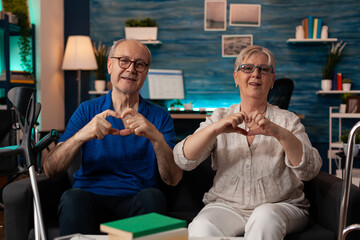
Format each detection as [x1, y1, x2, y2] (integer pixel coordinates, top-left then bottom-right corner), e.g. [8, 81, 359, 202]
[173, 45, 322, 239]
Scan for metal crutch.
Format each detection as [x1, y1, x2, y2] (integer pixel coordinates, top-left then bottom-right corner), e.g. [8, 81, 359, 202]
[337, 121, 360, 240]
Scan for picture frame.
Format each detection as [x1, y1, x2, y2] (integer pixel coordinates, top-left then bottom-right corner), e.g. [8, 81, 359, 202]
[346, 96, 360, 113]
[204, 0, 227, 31]
[222, 34, 253, 57]
[229, 4, 261, 27]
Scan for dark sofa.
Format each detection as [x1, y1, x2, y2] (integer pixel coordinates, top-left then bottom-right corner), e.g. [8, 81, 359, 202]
[3, 156, 360, 240]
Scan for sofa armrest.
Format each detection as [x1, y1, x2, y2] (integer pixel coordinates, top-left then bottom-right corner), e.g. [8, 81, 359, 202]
[304, 171, 360, 240]
[3, 171, 71, 240]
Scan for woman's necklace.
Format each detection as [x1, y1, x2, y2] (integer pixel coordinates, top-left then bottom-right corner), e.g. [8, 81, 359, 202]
[242, 107, 267, 132]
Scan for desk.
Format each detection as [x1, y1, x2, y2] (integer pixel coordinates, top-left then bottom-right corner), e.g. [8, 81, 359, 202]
[171, 113, 304, 119]
[171, 113, 210, 119]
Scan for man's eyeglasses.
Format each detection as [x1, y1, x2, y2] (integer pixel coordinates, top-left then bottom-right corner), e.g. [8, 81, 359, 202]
[111, 57, 149, 73]
[238, 64, 274, 74]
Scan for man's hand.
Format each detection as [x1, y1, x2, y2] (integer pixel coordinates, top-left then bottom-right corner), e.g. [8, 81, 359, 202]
[76, 110, 122, 142]
[119, 108, 161, 141]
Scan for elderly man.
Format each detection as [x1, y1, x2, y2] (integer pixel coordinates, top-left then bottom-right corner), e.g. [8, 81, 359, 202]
[44, 39, 182, 235]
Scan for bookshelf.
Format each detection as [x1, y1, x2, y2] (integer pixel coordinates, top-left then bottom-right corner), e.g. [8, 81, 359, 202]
[328, 106, 360, 175]
[0, 16, 36, 109]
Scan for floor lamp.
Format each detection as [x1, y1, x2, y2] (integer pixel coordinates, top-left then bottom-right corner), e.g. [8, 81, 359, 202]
[62, 35, 98, 105]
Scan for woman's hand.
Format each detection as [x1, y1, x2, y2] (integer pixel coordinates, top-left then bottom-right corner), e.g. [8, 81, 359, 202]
[246, 110, 282, 138]
[212, 112, 249, 136]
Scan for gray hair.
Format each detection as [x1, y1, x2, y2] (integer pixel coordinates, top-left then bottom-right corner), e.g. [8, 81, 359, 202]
[108, 39, 152, 65]
[234, 45, 276, 72]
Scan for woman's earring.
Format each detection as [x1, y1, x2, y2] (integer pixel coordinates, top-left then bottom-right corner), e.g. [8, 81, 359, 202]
[271, 85, 274, 90]
[235, 83, 238, 87]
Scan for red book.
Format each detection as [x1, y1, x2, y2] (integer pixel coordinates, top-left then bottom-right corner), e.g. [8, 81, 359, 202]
[302, 18, 309, 39]
[337, 73, 342, 90]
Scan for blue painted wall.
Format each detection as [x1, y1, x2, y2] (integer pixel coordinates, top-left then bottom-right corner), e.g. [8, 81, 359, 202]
[89, 0, 360, 146]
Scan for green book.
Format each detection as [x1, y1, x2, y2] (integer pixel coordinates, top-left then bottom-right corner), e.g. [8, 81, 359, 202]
[100, 213, 187, 239]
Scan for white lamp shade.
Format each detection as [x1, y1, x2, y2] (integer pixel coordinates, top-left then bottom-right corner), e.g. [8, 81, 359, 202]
[62, 35, 98, 70]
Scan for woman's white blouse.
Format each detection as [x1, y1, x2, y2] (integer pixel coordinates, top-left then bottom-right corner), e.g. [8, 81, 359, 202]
[173, 103, 322, 212]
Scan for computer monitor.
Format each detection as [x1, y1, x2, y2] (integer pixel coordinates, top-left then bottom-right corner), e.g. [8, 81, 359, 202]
[140, 69, 185, 100]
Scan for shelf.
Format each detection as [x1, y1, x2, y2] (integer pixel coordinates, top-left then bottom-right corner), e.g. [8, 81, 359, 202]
[331, 112, 360, 118]
[139, 40, 162, 45]
[287, 38, 338, 43]
[0, 19, 21, 33]
[316, 90, 360, 95]
[331, 142, 344, 148]
[328, 106, 360, 174]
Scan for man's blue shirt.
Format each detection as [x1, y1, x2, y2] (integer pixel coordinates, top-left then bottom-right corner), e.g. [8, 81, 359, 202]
[59, 90, 176, 197]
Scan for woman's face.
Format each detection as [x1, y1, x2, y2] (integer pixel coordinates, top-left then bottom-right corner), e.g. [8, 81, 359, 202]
[233, 53, 275, 102]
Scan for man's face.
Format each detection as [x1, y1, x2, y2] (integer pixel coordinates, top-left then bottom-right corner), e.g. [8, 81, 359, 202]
[107, 41, 150, 95]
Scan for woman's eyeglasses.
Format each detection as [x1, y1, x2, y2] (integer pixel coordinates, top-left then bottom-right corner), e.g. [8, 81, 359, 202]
[111, 57, 148, 73]
[238, 64, 274, 74]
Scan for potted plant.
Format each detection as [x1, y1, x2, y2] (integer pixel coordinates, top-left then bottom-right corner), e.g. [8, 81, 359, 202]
[169, 99, 183, 111]
[322, 41, 347, 90]
[341, 129, 360, 156]
[340, 93, 352, 113]
[124, 18, 158, 41]
[93, 41, 109, 92]
[342, 78, 352, 91]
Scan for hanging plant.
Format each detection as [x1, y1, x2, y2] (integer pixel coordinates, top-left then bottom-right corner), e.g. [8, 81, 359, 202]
[3, 0, 32, 74]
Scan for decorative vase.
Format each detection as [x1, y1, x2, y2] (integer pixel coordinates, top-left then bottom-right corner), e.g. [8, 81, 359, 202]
[125, 27, 158, 41]
[295, 25, 304, 39]
[321, 79, 332, 91]
[321, 26, 328, 39]
[95, 80, 106, 92]
[343, 143, 360, 157]
[340, 104, 346, 113]
[342, 83, 351, 91]
[183, 103, 193, 111]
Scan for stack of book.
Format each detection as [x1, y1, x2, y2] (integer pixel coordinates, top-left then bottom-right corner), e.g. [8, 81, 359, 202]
[0, 70, 6, 81]
[10, 71, 34, 84]
[100, 213, 188, 240]
[0, 11, 18, 24]
[301, 16, 323, 39]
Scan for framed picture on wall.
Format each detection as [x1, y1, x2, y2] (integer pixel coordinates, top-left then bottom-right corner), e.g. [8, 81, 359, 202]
[204, 0, 227, 31]
[229, 4, 261, 27]
[222, 35, 253, 57]
[346, 96, 360, 113]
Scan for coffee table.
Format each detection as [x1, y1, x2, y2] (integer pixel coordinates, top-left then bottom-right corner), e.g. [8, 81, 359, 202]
[56, 234, 244, 240]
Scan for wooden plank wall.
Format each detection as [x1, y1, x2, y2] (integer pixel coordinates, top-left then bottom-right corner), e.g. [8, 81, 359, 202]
[89, 0, 360, 144]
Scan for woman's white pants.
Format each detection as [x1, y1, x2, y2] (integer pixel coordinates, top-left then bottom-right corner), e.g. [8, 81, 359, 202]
[188, 202, 308, 240]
